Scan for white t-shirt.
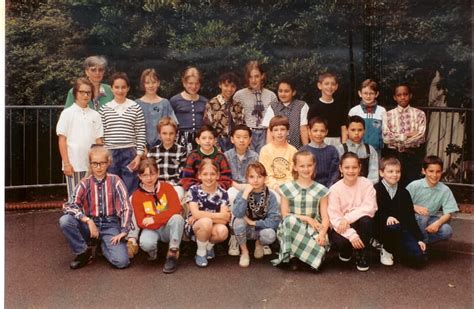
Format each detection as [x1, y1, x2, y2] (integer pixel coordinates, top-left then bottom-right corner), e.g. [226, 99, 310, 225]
[56, 103, 104, 171]
[261, 102, 309, 127]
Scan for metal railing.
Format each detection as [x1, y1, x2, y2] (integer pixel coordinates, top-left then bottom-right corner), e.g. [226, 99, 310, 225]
[420, 106, 473, 187]
[4, 105, 473, 190]
[5, 105, 65, 189]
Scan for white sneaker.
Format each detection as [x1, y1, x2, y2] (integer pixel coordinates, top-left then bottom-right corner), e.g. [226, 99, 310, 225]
[380, 248, 394, 266]
[263, 245, 272, 255]
[239, 253, 250, 267]
[228, 235, 240, 256]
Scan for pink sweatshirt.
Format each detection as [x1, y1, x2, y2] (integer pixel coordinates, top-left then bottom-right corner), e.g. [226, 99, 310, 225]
[328, 177, 377, 241]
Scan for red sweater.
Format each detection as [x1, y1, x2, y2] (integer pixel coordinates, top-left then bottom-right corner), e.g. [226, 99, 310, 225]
[130, 182, 182, 230]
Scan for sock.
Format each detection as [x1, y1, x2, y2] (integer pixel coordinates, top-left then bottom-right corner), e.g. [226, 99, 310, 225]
[206, 242, 215, 251]
[196, 240, 208, 257]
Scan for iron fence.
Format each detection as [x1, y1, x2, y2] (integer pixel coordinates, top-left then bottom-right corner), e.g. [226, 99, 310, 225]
[4, 105, 473, 190]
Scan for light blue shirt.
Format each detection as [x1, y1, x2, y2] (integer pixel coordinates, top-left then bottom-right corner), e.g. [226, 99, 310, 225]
[136, 98, 177, 147]
[336, 140, 379, 184]
[224, 148, 259, 184]
[406, 178, 459, 215]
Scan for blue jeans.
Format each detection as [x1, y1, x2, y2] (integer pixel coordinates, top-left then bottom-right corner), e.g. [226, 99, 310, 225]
[139, 214, 184, 259]
[250, 129, 266, 154]
[59, 214, 129, 268]
[231, 217, 276, 246]
[415, 214, 453, 244]
[108, 147, 139, 195]
[382, 224, 425, 264]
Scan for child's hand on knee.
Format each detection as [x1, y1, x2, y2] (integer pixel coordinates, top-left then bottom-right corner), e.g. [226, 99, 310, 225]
[414, 205, 429, 216]
[426, 221, 440, 233]
[386, 216, 400, 225]
[418, 241, 426, 251]
[350, 236, 364, 249]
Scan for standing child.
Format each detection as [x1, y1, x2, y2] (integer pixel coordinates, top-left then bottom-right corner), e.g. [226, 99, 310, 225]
[301, 117, 339, 188]
[185, 159, 231, 267]
[130, 158, 184, 273]
[272, 150, 330, 271]
[374, 157, 426, 267]
[383, 83, 426, 187]
[170, 66, 208, 154]
[224, 124, 259, 256]
[99, 72, 146, 195]
[348, 79, 386, 155]
[233, 60, 278, 153]
[59, 145, 132, 269]
[136, 68, 178, 149]
[180, 125, 233, 191]
[406, 156, 458, 245]
[307, 72, 347, 146]
[337, 116, 379, 184]
[57, 78, 103, 202]
[232, 162, 281, 267]
[328, 152, 377, 272]
[259, 116, 298, 191]
[204, 72, 244, 152]
[147, 117, 188, 199]
[262, 78, 309, 149]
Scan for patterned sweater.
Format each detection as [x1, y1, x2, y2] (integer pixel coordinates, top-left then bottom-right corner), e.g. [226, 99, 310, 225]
[180, 146, 233, 190]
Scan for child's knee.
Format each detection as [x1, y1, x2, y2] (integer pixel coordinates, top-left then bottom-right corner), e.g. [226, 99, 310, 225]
[213, 225, 229, 241]
[194, 217, 213, 231]
[283, 215, 299, 227]
[139, 236, 157, 252]
[110, 254, 130, 269]
[168, 214, 185, 228]
[438, 223, 453, 240]
[259, 229, 276, 245]
[59, 214, 78, 230]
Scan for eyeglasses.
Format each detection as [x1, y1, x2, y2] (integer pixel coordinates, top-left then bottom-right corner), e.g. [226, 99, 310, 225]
[90, 161, 108, 168]
[89, 67, 105, 73]
[78, 90, 92, 96]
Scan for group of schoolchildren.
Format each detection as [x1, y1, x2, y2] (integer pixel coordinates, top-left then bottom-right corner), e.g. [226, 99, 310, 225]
[57, 56, 459, 274]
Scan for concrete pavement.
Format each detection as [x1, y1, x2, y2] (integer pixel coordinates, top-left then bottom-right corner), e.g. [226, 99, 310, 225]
[5, 210, 473, 308]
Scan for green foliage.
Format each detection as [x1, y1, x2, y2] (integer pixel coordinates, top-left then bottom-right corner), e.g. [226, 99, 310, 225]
[5, 0, 472, 107]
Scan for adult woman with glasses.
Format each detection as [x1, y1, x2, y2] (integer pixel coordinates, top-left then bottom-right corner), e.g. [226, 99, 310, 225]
[64, 56, 114, 111]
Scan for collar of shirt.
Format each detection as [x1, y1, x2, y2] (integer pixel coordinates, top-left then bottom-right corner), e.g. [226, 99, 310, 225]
[381, 179, 398, 198]
[360, 101, 378, 114]
[396, 105, 411, 113]
[198, 146, 218, 158]
[422, 177, 441, 190]
[319, 98, 334, 104]
[309, 141, 327, 149]
[346, 140, 361, 148]
[216, 94, 228, 105]
[109, 99, 133, 112]
[72, 102, 90, 111]
[92, 174, 107, 184]
[158, 142, 177, 152]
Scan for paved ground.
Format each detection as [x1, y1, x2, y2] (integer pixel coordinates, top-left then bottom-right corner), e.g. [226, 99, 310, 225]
[5, 210, 474, 308]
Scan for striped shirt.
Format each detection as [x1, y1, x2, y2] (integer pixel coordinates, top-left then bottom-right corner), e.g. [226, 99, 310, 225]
[383, 105, 426, 151]
[147, 142, 188, 185]
[63, 174, 133, 233]
[100, 99, 146, 155]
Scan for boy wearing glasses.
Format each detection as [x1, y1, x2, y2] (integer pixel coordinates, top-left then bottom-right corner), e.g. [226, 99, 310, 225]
[57, 77, 103, 202]
[59, 145, 132, 269]
[348, 79, 386, 156]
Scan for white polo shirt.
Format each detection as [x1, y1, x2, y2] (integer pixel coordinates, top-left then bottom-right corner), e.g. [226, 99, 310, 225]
[56, 103, 103, 171]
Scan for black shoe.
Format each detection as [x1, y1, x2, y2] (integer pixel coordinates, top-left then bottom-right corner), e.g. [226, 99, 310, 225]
[339, 252, 352, 262]
[70, 248, 92, 270]
[355, 251, 369, 271]
[289, 257, 299, 271]
[163, 248, 179, 274]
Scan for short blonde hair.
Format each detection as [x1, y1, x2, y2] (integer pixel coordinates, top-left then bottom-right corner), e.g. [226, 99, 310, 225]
[157, 116, 178, 134]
